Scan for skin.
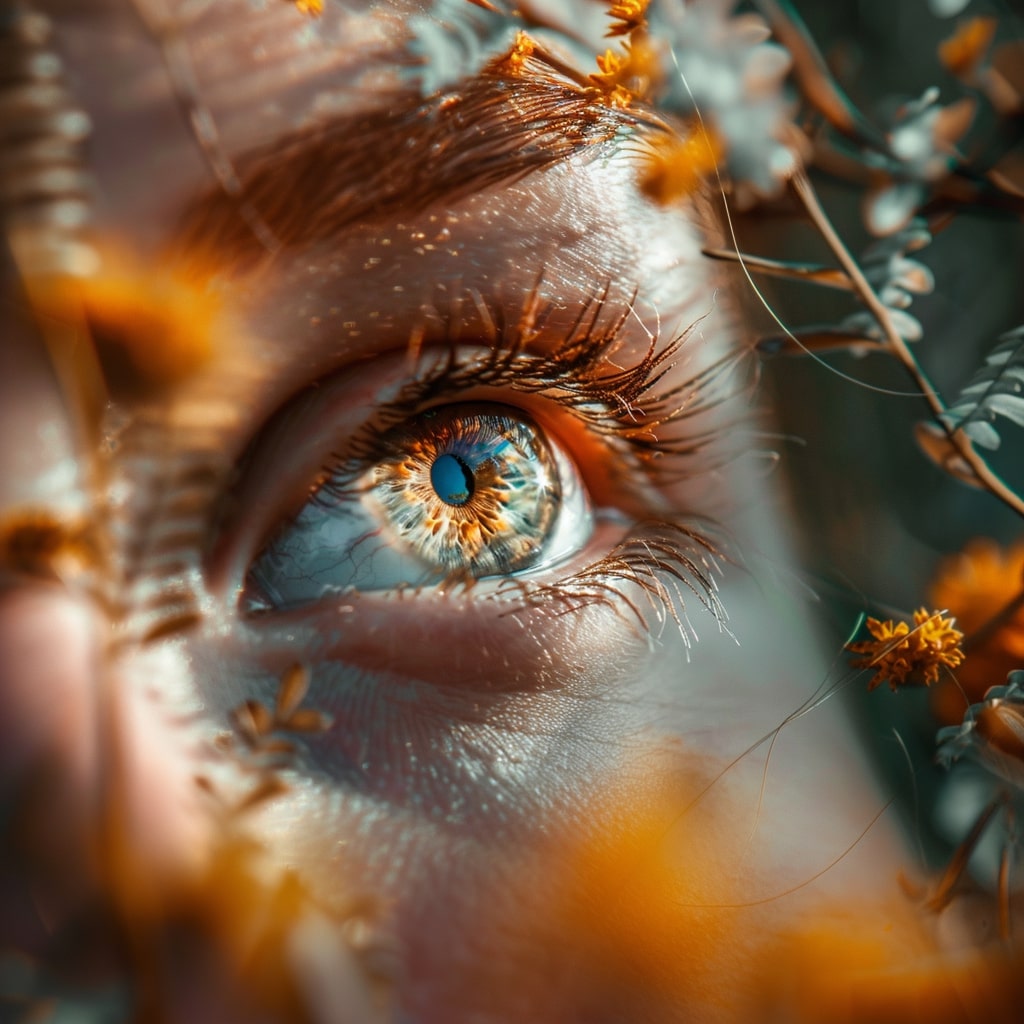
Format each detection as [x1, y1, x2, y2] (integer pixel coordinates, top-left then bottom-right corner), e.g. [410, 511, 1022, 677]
[1, 1, 1017, 1021]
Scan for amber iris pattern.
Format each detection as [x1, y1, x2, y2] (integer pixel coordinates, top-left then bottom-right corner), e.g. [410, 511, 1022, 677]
[367, 403, 561, 577]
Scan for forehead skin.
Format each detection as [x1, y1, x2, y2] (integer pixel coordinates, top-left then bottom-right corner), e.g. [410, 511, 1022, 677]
[45, 0, 607, 243]
[47, 0, 737, 455]
[0, 2, 965, 1021]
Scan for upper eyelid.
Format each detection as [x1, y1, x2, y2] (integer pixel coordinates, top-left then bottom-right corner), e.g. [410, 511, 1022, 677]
[221, 229, 738, 524]
[166, 178, 687, 455]
[303, 280, 731, 504]
[209, 292, 670, 594]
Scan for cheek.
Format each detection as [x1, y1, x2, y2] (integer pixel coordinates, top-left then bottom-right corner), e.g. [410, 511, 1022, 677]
[0, 371, 983, 1019]
[187, 592, 668, 824]
[138, 551, 924, 1023]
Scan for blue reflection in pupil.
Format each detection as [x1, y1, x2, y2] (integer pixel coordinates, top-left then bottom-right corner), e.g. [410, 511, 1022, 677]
[431, 452, 475, 506]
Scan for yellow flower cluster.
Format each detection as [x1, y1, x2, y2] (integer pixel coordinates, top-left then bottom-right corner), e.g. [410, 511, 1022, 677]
[503, 30, 536, 74]
[590, 1, 656, 108]
[640, 127, 722, 204]
[606, 1, 650, 38]
[847, 608, 965, 692]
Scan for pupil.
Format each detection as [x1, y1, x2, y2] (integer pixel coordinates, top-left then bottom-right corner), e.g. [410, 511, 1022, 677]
[430, 453, 474, 506]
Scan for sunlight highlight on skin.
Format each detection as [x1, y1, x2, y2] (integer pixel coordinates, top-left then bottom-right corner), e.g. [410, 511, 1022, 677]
[1, 0, 1022, 1021]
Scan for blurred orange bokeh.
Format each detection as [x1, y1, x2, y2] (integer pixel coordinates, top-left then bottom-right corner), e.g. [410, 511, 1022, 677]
[929, 540, 1024, 725]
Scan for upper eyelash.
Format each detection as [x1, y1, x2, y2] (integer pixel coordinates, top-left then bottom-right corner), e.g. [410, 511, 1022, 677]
[293, 282, 738, 636]
[317, 278, 747, 507]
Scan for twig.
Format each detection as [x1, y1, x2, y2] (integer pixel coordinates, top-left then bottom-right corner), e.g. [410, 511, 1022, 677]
[751, 0, 888, 152]
[925, 794, 1003, 913]
[789, 166, 1024, 521]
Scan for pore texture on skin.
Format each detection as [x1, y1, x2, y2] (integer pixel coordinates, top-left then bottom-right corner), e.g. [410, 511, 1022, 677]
[1, 1, 1023, 1022]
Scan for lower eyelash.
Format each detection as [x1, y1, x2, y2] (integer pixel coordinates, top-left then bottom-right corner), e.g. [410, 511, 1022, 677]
[493, 519, 730, 647]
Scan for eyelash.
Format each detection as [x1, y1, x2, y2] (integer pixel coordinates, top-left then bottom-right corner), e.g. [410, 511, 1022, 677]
[502, 521, 729, 640]
[320, 280, 740, 501]
[296, 280, 735, 636]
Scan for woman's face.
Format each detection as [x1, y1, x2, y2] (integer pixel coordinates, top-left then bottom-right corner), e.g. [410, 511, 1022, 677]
[0, 1, 1017, 1020]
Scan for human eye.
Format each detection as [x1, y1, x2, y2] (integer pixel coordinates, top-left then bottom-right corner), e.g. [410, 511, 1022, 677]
[4, 0, 1022, 1021]
[223, 289, 726, 623]
[244, 397, 589, 603]
[187, 237, 739, 822]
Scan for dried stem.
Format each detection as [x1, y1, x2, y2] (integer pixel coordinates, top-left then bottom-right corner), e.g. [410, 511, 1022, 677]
[926, 794, 1002, 913]
[752, 0, 888, 152]
[998, 829, 1012, 942]
[789, 166, 1024, 521]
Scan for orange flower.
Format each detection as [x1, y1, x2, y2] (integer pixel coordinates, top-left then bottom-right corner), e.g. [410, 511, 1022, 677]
[72, 258, 223, 397]
[847, 608, 965, 692]
[607, 1, 650, 38]
[293, 0, 324, 15]
[928, 539, 1024, 720]
[590, 34, 659, 106]
[640, 128, 723, 204]
[502, 30, 536, 73]
[939, 16, 996, 80]
[593, 47, 628, 85]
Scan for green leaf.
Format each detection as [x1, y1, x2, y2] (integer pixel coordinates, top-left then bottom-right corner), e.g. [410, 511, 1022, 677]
[939, 327, 1024, 451]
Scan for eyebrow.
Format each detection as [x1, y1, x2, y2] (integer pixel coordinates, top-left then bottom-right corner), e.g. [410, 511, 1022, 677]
[178, 52, 667, 261]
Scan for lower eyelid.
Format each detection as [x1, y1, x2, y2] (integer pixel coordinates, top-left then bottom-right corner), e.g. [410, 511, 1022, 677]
[243, 514, 625, 625]
[235, 518, 719, 685]
[233, 574, 638, 699]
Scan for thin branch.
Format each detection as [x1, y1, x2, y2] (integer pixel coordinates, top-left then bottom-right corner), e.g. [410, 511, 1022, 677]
[1003, 800, 1018, 943]
[751, 0, 888, 152]
[925, 795, 1003, 913]
[789, 167, 1024, 521]
[130, 0, 281, 255]
[702, 247, 854, 291]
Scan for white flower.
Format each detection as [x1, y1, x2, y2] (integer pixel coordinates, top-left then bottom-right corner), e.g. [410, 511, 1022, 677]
[838, 220, 933, 344]
[654, 0, 798, 207]
[864, 90, 976, 235]
[406, 0, 520, 96]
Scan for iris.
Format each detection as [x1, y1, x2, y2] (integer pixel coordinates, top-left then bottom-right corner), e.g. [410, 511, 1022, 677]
[371, 403, 561, 577]
[246, 401, 575, 605]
